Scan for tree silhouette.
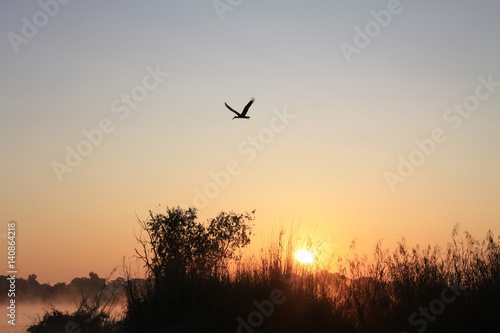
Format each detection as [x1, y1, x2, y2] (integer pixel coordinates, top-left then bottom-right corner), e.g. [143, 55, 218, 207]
[124, 206, 255, 331]
[136, 206, 254, 281]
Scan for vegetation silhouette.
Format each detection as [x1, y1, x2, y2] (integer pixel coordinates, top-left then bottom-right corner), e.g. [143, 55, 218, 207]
[25, 270, 124, 333]
[122, 206, 255, 332]
[27, 207, 499, 332]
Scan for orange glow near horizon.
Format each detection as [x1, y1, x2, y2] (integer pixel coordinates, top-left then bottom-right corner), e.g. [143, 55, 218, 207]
[1, 1, 499, 287]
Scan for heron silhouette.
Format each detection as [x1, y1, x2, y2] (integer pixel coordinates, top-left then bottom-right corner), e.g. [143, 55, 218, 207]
[225, 98, 254, 120]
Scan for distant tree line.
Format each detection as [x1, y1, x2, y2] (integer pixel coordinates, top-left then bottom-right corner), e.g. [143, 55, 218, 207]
[25, 207, 500, 333]
[0, 272, 127, 304]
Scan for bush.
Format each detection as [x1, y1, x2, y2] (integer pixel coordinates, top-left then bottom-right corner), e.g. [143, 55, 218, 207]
[27, 206, 500, 333]
[27, 295, 120, 333]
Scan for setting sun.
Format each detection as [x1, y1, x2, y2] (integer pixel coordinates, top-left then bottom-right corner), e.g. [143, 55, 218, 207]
[294, 249, 315, 264]
[1, 1, 498, 332]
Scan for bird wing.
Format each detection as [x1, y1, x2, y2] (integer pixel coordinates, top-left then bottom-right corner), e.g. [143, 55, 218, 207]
[241, 98, 255, 116]
[225, 103, 240, 116]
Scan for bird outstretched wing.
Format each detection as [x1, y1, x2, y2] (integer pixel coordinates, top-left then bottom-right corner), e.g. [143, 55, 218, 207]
[225, 103, 240, 116]
[241, 98, 255, 116]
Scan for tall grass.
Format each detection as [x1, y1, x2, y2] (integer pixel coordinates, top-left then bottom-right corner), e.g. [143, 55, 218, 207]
[330, 224, 500, 332]
[28, 224, 499, 333]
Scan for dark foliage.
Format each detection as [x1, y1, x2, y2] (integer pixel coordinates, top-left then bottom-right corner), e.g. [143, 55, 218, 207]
[26, 208, 499, 333]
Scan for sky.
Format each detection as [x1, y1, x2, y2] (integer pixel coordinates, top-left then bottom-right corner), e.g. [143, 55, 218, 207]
[0, 0, 499, 284]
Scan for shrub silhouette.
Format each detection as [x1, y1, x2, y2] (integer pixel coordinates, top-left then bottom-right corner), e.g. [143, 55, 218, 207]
[135, 206, 253, 281]
[27, 292, 120, 333]
[26, 208, 499, 333]
[122, 206, 255, 332]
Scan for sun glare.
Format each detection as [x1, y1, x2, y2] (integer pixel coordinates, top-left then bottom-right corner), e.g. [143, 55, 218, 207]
[294, 249, 315, 264]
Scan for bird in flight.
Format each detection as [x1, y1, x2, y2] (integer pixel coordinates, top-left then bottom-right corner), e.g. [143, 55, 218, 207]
[225, 98, 255, 120]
